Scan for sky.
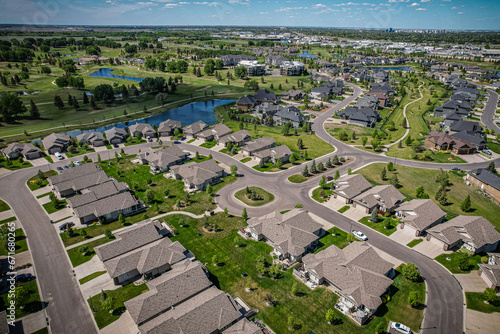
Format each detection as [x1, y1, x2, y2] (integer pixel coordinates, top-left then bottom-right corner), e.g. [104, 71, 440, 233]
[0, 0, 499, 30]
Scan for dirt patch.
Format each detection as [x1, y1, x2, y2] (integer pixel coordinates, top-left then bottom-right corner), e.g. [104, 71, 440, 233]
[196, 85, 212, 91]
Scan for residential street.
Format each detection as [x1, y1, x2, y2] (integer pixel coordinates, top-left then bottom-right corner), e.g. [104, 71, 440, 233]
[481, 89, 500, 134]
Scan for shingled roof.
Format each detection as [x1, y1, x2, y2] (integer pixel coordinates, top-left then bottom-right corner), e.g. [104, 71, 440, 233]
[334, 174, 372, 199]
[158, 119, 182, 134]
[468, 168, 500, 191]
[138, 146, 187, 168]
[352, 185, 405, 211]
[241, 137, 275, 153]
[218, 130, 251, 144]
[170, 160, 224, 186]
[67, 179, 129, 208]
[302, 242, 394, 310]
[223, 318, 262, 334]
[397, 199, 446, 231]
[48, 163, 101, 185]
[183, 120, 208, 135]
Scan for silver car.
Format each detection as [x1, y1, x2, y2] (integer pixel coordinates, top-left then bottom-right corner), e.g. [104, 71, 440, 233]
[391, 322, 412, 334]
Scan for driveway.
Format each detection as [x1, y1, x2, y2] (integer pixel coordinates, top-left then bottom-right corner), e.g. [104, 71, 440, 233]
[93, 145, 108, 152]
[244, 159, 259, 168]
[309, 212, 336, 231]
[49, 207, 73, 221]
[80, 272, 116, 299]
[342, 207, 366, 221]
[457, 153, 489, 164]
[30, 158, 49, 167]
[0, 210, 14, 221]
[412, 238, 451, 259]
[466, 309, 500, 334]
[99, 311, 139, 334]
[455, 273, 488, 292]
[74, 256, 106, 280]
[322, 197, 346, 211]
[31, 186, 51, 197]
[388, 227, 417, 246]
[10, 310, 48, 334]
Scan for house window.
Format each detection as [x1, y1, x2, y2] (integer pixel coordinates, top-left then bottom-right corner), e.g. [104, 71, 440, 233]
[124, 273, 129, 278]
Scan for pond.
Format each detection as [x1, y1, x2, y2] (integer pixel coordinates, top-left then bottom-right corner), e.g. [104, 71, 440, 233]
[62, 99, 234, 138]
[369, 66, 414, 71]
[296, 51, 317, 59]
[89, 68, 144, 82]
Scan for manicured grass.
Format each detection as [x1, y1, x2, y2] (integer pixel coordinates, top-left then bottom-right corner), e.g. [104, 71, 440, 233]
[487, 140, 500, 154]
[435, 250, 484, 274]
[200, 141, 217, 149]
[42, 199, 67, 214]
[79, 271, 107, 285]
[0, 200, 9, 212]
[240, 157, 251, 163]
[88, 283, 148, 329]
[338, 205, 350, 213]
[0, 279, 42, 319]
[252, 162, 282, 172]
[124, 138, 147, 146]
[288, 174, 307, 183]
[187, 139, 196, 143]
[311, 185, 334, 203]
[27, 170, 57, 191]
[355, 163, 500, 230]
[358, 216, 399, 236]
[0, 217, 16, 225]
[0, 229, 28, 256]
[65, 146, 96, 158]
[219, 146, 241, 156]
[44, 155, 54, 163]
[315, 228, 355, 252]
[184, 154, 211, 164]
[0, 159, 33, 171]
[407, 239, 424, 248]
[67, 237, 113, 267]
[234, 187, 275, 207]
[36, 192, 51, 199]
[466, 292, 500, 314]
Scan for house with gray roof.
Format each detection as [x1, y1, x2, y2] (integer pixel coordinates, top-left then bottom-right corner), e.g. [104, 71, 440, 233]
[1, 142, 42, 160]
[129, 123, 156, 138]
[265, 55, 289, 66]
[301, 242, 394, 325]
[223, 318, 262, 334]
[52, 170, 111, 197]
[67, 179, 129, 210]
[104, 127, 128, 144]
[280, 89, 306, 101]
[396, 199, 446, 236]
[280, 61, 305, 76]
[183, 120, 209, 139]
[217, 130, 252, 147]
[197, 123, 232, 141]
[247, 209, 324, 262]
[158, 119, 181, 137]
[449, 120, 483, 135]
[42, 133, 70, 154]
[466, 168, 500, 204]
[333, 174, 372, 204]
[138, 146, 188, 173]
[339, 106, 380, 127]
[273, 106, 306, 128]
[236, 95, 256, 111]
[352, 185, 406, 214]
[76, 131, 106, 147]
[253, 145, 293, 164]
[368, 82, 395, 95]
[479, 253, 500, 291]
[170, 159, 225, 191]
[241, 137, 275, 156]
[219, 54, 256, 66]
[427, 216, 500, 254]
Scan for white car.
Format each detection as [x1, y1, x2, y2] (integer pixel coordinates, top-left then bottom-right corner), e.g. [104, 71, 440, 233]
[74, 161, 82, 166]
[352, 230, 368, 241]
[54, 152, 64, 160]
[391, 322, 412, 334]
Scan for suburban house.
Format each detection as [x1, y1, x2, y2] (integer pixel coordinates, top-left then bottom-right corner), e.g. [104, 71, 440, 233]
[478, 253, 500, 291]
[48, 163, 108, 197]
[137, 146, 189, 173]
[309, 86, 332, 100]
[42, 133, 70, 154]
[372, 70, 390, 82]
[246, 209, 324, 262]
[235, 95, 256, 111]
[449, 120, 482, 135]
[183, 120, 209, 139]
[451, 130, 487, 151]
[170, 159, 225, 191]
[280, 89, 306, 101]
[76, 131, 106, 147]
[219, 54, 256, 66]
[332, 174, 372, 204]
[427, 216, 500, 253]
[352, 185, 406, 214]
[217, 130, 252, 147]
[253, 89, 280, 104]
[265, 55, 289, 66]
[241, 137, 276, 157]
[253, 145, 293, 164]
[365, 92, 390, 107]
[301, 242, 394, 325]
[273, 106, 307, 128]
[339, 106, 380, 127]
[1, 143, 42, 160]
[238, 60, 266, 76]
[368, 82, 395, 95]
[354, 96, 379, 110]
[95, 219, 188, 284]
[158, 119, 182, 137]
[104, 127, 128, 144]
[66, 179, 129, 211]
[197, 123, 232, 142]
[280, 61, 306, 76]
[396, 199, 447, 236]
[466, 169, 500, 204]
[424, 130, 478, 155]
[129, 123, 156, 138]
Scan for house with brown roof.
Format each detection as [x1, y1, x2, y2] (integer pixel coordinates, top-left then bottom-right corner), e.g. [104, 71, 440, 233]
[424, 130, 477, 155]
[129, 123, 156, 138]
[104, 127, 128, 144]
[246, 209, 324, 262]
[170, 159, 225, 191]
[158, 119, 182, 137]
[253, 145, 293, 164]
[301, 242, 394, 325]
[365, 92, 390, 107]
[76, 131, 106, 147]
[240, 137, 276, 157]
[42, 133, 70, 154]
[352, 185, 406, 214]
[479, 253, 500, 291]
[197, 124, 232, 142]
[138, 146, 188, 173]
[183, 120, 209, 139]
[427, 216, 500, 253]
[1, 143, 42, 160]
[332, 174, 372, 204]
[217, 130, 252, 147]
[396, 199, 446, 236]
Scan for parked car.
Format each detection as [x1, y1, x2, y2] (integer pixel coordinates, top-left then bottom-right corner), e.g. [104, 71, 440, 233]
[113, 143, 119, 148]
[352, 230, 368, 241]
[64, 165, 70, 170]
[482, 149, 492, 155]
[16, 274, 34, 282]
[391, 322, 412, 334]
[74, 161, 82, 166]
[180, 136, 186, 141]
[146, 136, 152, 142]
[54, 152, 64, 160]
[326, 176, 333, 181]
[173, 141, 181, 144]
[340, 121, 347, 124]
[56, 167, 63, 172]
[59, 222, 75, 231]
[451, 166, 460, 171]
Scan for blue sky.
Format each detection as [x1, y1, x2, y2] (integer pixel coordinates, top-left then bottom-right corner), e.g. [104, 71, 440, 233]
[1, 0, 499, 30]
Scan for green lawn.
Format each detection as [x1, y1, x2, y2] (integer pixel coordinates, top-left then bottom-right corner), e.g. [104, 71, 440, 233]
[42, 199, 67, 214]
[200, 141, 217, 149]
[36, 192, 51, 199]
[311, 185, 334, 203]
[466, 292, 500, 314]
[65, 146, 96, 158]
[124, 138, 147, 146]
[0, 229, 28, 256]
[240, 157, 251, 163]
[0, 200, 9, 212]
[0, 159, 33, 171]
[358, 216, 399, 236]
[0, 217, 16, 225]
[234, 187, 275, 207]
[187, 139, 196, 143]
[338, 205, 350, 214]
[435, 250, 483, 274]
[0, 279, 42, 319]
[88, 283, 148, 329]
[407, 239, 424, 248]
[315, 228, 357, 252]
[67, 237, 113, 267]
[27, 170, 57, 191]
[288, 174, 307, 183]
[355, 163, 500, 230]
[79, 271, 107, 285]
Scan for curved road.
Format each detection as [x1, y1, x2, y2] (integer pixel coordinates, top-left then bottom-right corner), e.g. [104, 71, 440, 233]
[481, 89, 500, 134]
[1, 83, 499, 333]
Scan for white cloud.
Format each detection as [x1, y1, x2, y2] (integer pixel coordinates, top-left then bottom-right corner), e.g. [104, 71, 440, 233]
[451, 6, 456, 9]
[164, 3, 180, 7]
[228, 0, 250, 4]
[415, 7, 426, 10]
[420, 0, 432, 2]
[409, 2, 419, 6]
[387, 0, 409, 2]
[259, 11, 269, 14]
[193, 1, 220, 5]
[275, 6, 305, 11]
[457, 11, 463, 14]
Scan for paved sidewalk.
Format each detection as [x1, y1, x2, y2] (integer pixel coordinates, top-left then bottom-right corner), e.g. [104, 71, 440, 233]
[32, 186, 51, 197]
[0, 210, 14, 221]
[30, 158, 49, 167]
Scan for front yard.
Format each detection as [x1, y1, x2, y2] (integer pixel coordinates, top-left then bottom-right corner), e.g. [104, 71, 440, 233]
[67, 237, 114, 266]
[466, 292, 500, 314]
[0, 279, 42, 319]
[358, 216, 399, 236]
[434, 250, 484, 274]
[0, 229, 28, 256]
[27, 170, 57, 191]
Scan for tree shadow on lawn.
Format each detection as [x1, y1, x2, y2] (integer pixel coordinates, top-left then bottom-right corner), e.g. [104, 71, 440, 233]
[207, 271, 221, 290]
